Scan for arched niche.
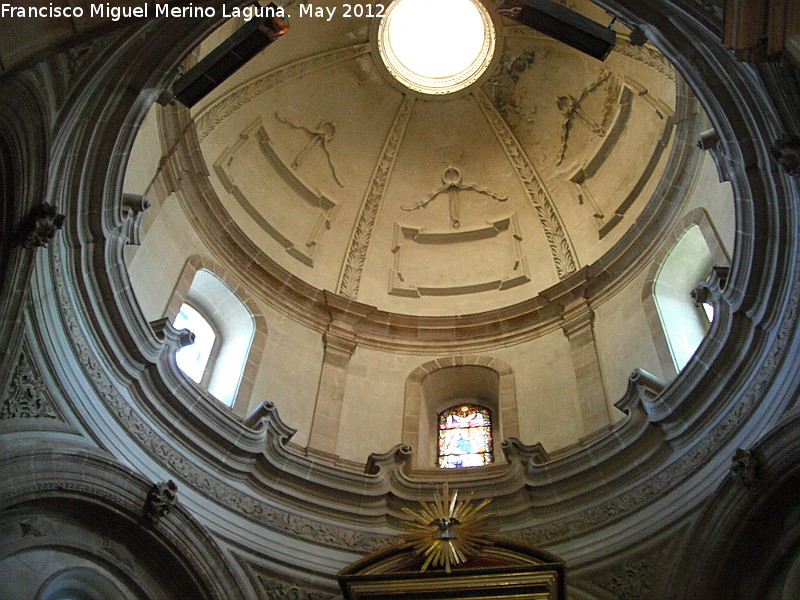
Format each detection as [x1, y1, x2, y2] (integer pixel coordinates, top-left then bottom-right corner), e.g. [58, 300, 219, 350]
[403, 356, 519, 469]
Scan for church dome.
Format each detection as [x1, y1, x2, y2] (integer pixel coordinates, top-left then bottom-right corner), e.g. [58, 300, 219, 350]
[3, 0, 798, 598]
[123, 0, 733, 464]
[188, 0, 687, 318]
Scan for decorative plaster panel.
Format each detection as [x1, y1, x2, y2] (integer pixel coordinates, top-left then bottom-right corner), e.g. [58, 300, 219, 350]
[195, 45, 370, 142]
[389, 215, 530, 297]
[213, 119, 340, 267]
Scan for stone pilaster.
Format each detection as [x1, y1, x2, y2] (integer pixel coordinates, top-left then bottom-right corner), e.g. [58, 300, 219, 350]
[308, 292, 374, 455]
[308, 322, 356, 455]
[562, 300, 611, 434]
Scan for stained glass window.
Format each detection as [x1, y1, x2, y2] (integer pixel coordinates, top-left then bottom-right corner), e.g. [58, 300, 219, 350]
[437, 404, 493, 468]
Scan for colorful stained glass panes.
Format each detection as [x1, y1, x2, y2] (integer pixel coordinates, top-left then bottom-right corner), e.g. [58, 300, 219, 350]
[437, 404, 493, 468]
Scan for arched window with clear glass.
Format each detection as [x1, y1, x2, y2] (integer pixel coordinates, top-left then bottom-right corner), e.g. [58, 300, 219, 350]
[653, 224, 716, 372]
[437, 404, 493, 468]
[173, 303, 217, 384]
[170, 269, 255, 408]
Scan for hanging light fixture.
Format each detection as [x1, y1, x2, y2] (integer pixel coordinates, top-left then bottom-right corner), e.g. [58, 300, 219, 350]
[173, 2, 289, 107]
[495, 0, 616, 61]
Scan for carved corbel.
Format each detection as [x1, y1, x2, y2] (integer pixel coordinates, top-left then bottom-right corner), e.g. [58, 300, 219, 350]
[143, 480, 178, 525]
[730, 448, 760, 488]
[501, 437, 551, 466]
[364, 444, 413, 476]
[243, 401, 298, 454]
[691, 266, 729, 307]
[14, 202, 65, 249]
[628, 27, 647, 46]
[696, 128, 719, 150]
[150, 317, 195, 348]
[121, 193, 151, 245]
[769, 134, 800, 177]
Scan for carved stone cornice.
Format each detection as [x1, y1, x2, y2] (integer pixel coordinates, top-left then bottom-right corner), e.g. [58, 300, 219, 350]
[673, 409, 800, 598]
[153, 81, 705, 353]
[50, 244, 390, 552]
[592, 543, 673, 600]
[153, 91, 696, 353]
[255, 576, 337, 600]
[1, 448, 242, 600]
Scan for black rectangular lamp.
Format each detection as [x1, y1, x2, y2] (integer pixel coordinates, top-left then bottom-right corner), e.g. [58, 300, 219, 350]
[495, 0, 616, 61]
[173, 3, 288, 107]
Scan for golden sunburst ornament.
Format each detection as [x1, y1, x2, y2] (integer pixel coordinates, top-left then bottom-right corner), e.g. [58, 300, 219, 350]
[398, 483, 495, 573]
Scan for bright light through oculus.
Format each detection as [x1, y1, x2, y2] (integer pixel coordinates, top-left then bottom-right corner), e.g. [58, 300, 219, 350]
[379, 0, 495, 94]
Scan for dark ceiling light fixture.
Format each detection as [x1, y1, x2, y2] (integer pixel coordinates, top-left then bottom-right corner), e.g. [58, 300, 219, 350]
[495, 0, 616, 61]
[172, 3, 289, 107]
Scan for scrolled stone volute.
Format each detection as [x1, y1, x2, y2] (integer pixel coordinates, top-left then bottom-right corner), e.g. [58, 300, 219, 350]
[697, 128, 720, 150]
[364, 444, 413, 476]
[242, 401, 298, 453]
[501, 437, 551, 466]
[150, 317, 196, 348]
[629, 368, 667, 399]
[120, 193, 151, 245]
[691, 266, 729, 306]
[243, 400, 278, 429]
[122, 193, 151, 214]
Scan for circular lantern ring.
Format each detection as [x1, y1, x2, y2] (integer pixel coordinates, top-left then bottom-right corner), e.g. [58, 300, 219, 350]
[378, 0, 496, 95]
